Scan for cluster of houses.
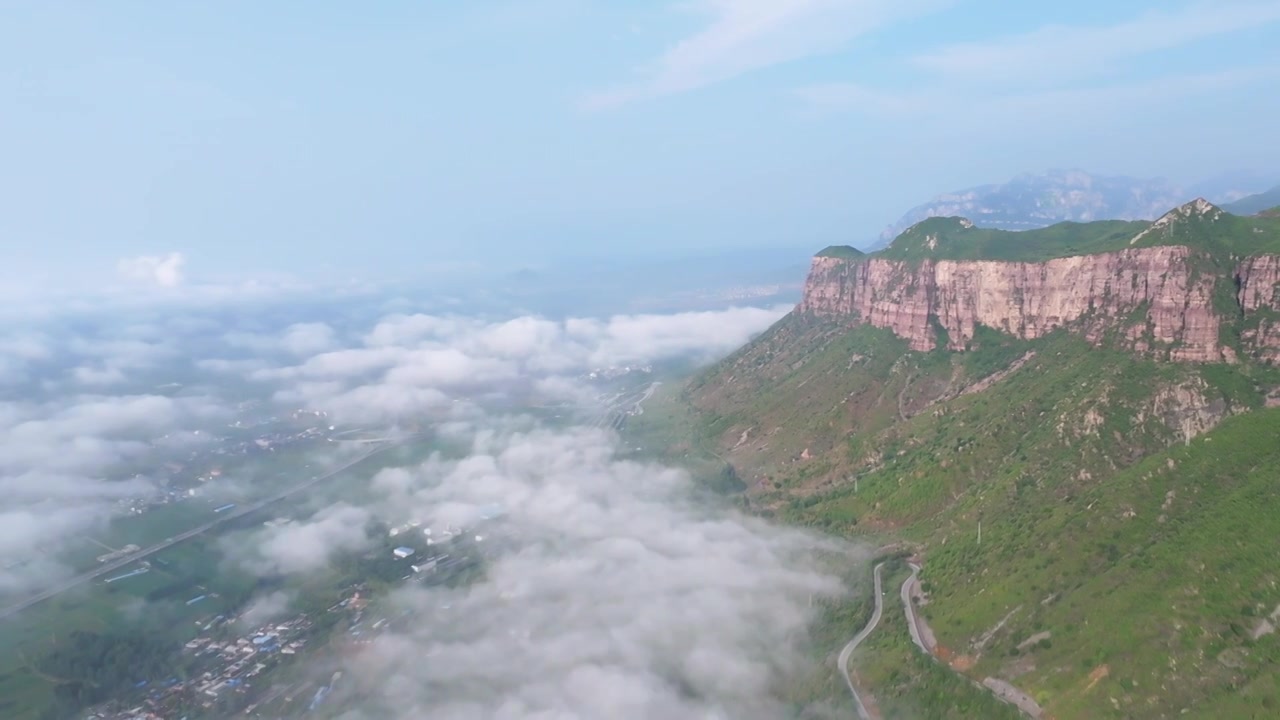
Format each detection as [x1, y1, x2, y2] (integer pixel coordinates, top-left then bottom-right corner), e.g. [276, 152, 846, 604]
[83, 613, 316, 719]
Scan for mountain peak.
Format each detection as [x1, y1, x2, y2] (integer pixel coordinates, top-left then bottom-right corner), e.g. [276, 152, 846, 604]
[1223, 185, 1280, 216]
[1129, 198, 1223, 245]
[815, 245, 865, 260]
[1185, 197, 1222, 216]
[881, 216, 978, 258]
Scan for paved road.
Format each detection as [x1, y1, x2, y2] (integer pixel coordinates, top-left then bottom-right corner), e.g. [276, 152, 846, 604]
[838, 562, 885, 720]
[900, 562, 931, 653]
[0, 442, 397, 621]
[898, 562, 1042, 719]
[591, 382, 660, 430]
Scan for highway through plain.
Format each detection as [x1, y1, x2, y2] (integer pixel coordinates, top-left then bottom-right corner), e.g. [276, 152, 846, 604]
[838, 561, 885, 720]
[590, 381, 660, 431]
[0, 441, 398, 621]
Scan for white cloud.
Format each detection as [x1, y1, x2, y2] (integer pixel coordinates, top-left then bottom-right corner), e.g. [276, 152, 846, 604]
[256, 305, 788, 425]
[117, 252, 185, 288]
[794, 0, 1280, 137]
[256, 346, 405, 382]
[584, 0, 945, 108]
[914, 1, 1280, 86]
[383, 348, 518, 388]
[72, 365, 128, 386]
[588, 305, 788, 366]
[237, 590, 296, 628]
[197, 357, 272, 375]
[240, 503, 374, 575]
[302, 384, 455, 426]
[0, 332, 54, 386]
[281, 322, 338, 356]
[364, 314, 464, 347]
[0, 333, 52, 361]
[290, 426, 855, 719]
[68, 337, 176, 370]
[0, 392, 230, 591]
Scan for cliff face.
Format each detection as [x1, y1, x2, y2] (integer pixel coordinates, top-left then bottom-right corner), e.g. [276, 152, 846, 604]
[1237, 254, 1280, 363]
[800, 247, 1280, 363]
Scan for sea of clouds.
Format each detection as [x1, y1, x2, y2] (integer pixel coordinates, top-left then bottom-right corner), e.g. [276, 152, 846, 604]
[1, 285, 861, 718]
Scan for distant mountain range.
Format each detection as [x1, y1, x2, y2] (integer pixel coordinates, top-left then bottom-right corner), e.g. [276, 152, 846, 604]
[871, 169, 1276, 249]
[1224, 185, 1280, 216]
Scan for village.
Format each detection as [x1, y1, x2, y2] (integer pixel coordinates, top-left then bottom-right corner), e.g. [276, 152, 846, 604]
[82, 584, 365, 720]
[80, 511, 496, 720]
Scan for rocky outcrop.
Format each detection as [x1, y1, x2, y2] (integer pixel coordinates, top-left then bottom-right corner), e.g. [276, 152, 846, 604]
[1237, 255, 1280, 312]
[1237, 255, 1280, 363]
[800, 247, 1280, 363]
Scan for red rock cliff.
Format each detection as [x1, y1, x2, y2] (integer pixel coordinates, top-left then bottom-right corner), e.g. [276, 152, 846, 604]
[1237, 254, 1280, 363]
[800, 247, 1280, 363]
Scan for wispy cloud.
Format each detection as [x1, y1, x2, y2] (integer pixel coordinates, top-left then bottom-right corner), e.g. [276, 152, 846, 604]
[796, 1, 1280, 124]
[796, 65, 1280, 119]
[117, 252, 186, 288]
[914, 1, 1280, 85]
[583, 0, 946, 109]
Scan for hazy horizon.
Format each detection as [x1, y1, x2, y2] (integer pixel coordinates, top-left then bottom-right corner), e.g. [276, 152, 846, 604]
[4, 1, 1280, 297]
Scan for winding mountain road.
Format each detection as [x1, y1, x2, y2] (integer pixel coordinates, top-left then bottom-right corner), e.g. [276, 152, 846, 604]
[900, 563, 932, 653]
[838, 561, 885, 720]
[899, 562, 1042, 719]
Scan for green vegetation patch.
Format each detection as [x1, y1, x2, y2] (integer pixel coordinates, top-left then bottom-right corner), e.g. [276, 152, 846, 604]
[815, 245, 866, 260]
[681, 299, 1280, 718]
[855, 561, 1025, 720]
[879, 217, 1147, 263]
[866, 207, 1280, 265]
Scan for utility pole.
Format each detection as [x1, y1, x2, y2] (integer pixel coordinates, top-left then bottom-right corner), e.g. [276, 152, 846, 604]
[977, 519, 982, 546]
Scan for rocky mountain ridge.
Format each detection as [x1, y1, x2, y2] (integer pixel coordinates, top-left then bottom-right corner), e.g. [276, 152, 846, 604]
[681, 201, 1280, 720]
[1224, 185, 1280, 216]
[803, 200, 1280, 363]
[875, 169, 1274, 248]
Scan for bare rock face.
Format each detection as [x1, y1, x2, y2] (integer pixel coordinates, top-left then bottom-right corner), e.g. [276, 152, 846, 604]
[1237, 255, 1280, 311]
[1237, 255, 1280, 364]
[799, 248, 1280, 362]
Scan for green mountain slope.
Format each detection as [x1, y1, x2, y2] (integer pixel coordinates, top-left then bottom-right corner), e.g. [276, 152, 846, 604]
[685, 315, 1280, 718]
[815, 245, 866, 260]
[1225, 185, 1280, 216]
[679, 203, 1280, 718]
[874, 202, 1280, 263]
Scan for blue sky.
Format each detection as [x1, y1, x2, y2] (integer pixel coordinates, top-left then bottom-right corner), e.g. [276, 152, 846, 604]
[3, 0, 1279, 294]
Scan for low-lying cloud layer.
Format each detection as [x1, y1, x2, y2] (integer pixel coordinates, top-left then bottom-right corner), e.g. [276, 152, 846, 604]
[0, 293, 788, 604]
[0, 392, 226, 593]
[319, 426, 850, 719]
[242, 503, 374, 576]
[165, 295, 842, 717]
[254, 305, 789, 424]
